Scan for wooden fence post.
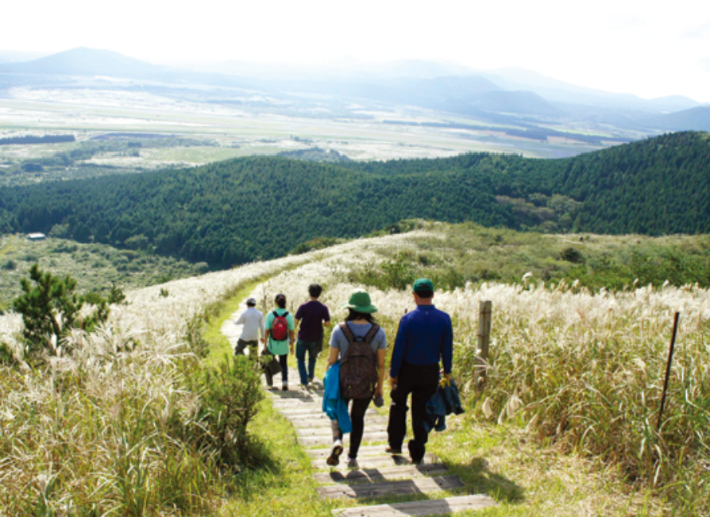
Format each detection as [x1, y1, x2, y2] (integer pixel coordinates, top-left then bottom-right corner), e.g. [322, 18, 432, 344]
[657, 312, 680, 433]
[476, 300, 492, 389]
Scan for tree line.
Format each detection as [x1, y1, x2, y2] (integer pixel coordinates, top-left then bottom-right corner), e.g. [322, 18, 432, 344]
[0, 134, 75, 146]
[0, 131, 709, 267]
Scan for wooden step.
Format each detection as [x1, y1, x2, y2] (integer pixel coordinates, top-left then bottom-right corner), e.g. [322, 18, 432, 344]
[314, 463, 449, 484]
[280, 407, 381, 417]
[270, 398, 320, 406]
[307, 445, 391, 459]
[312, 453, 437, 470]
[317, 475, 464, 499]
[300, 431, 387, 447]
[268, 391, 325, 399]
[297, 425, 387, 437]
[331, 494, 497, 516]
[290, 417, 388, 429]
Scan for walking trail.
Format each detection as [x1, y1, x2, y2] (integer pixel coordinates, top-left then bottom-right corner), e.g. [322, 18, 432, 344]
[221, 284, 497, 517]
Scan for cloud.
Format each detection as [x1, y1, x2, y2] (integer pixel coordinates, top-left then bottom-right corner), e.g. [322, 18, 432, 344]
[683, 22, 710, 39]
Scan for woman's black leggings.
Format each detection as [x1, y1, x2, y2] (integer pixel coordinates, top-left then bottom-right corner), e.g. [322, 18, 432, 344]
[346, 398, 371, 459]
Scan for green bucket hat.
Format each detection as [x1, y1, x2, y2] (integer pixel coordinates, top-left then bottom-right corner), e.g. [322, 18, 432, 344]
[341, 289, 378, 314]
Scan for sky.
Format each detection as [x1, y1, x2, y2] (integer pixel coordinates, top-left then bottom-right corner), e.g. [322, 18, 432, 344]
[3, 0, 710, 102]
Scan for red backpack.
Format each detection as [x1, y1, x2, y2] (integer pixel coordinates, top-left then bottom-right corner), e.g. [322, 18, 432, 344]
[271, 311, 290, 341]
[339, 322, 380, 400]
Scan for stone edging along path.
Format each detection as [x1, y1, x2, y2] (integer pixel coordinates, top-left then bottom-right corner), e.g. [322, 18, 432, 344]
[222, 286, 497, 517]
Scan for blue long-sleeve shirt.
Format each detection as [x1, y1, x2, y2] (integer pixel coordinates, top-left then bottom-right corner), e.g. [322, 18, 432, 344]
[389, 305, 453, 378]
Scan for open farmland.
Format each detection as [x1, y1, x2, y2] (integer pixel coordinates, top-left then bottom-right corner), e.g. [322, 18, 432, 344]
[0, 84, 634, 183]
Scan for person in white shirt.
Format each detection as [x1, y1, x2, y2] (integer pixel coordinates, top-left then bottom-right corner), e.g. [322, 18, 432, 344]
[234, 298, 265, 360]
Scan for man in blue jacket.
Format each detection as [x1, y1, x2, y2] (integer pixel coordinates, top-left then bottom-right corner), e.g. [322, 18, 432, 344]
[387, 278, 453, 464]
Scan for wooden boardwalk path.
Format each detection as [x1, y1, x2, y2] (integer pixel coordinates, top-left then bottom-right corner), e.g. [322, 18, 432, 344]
[262, 373, 496, 516]
[224, 294, 497, 516]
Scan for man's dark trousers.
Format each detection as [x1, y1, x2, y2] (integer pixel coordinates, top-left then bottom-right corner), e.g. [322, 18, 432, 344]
[387, 363, 439, 462]
[235, 339, 258, 359]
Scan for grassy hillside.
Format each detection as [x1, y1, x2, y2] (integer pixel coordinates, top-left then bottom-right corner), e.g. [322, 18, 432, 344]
[0, 132, 708, 267]
[0, 234, 206, 309]
[2, 225, 708, 515]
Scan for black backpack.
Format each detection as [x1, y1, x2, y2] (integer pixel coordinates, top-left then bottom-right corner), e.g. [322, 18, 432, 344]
[339, 322, 380, 400]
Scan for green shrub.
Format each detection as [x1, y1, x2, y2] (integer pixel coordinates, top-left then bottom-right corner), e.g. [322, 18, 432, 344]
[107, 282, 126, 305]
[184, 356, 264, 469]
[559, 246, 585, 263]
[12, 264, 109, 355]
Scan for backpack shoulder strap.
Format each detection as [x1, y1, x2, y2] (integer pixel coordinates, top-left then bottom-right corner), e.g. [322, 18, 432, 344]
[340, 322, 356, 344]
[272, 310, 279, 318]
[363, 323, 380, 345]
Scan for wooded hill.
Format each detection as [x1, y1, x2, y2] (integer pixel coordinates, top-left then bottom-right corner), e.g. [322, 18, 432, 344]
[0, 131, 708, 266]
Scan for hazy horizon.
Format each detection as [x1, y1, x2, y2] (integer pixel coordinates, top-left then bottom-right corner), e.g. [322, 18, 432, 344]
[2, 0, 710, 103]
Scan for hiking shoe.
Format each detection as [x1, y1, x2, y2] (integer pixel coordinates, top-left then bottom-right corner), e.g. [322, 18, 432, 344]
[327, 440, 343, 466]
[385, 446, 402, 455]
[346, 457, 358, 468]
[282, 383, 288, 391]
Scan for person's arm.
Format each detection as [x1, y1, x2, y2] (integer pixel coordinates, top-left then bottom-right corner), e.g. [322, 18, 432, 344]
[294, 305, 302, 328]
[235, 312, 246, 325]
[263, 329, 271, 353]
[376, 348, 386, 397]
[288, 314, 296, 355]
[327, 325, 340, 368]
[327, 346, 339, 368]
[323, 306, 331, 327]
[442, 316, 453, 380]
[263, 313, 272, 352]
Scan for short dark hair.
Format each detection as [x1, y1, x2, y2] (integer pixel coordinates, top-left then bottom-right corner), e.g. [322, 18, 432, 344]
[275, 294, 286, 309]
[309, 283, 323, 298]
[345, 308, 376, 323]
[246, 299, 256, 307]
[415, 289, 434, 299]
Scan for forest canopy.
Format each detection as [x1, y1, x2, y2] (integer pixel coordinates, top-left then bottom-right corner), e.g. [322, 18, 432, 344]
[0, 131, 708, 267]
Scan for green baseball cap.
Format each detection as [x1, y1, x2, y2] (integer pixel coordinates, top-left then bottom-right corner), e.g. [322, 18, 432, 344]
[341, 289, 378, 313]
[413, 278, 434, 294]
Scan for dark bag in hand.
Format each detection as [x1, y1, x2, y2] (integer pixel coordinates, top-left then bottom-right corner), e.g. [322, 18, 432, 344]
[261, 350, 282, 376]
[314, 335, 323, 356]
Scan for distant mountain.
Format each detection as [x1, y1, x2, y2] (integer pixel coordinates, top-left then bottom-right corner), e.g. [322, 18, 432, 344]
[278, 75, 562, 119]
[0, 47, 259, 92]
[0, 47, 173, 79]
[646, 107, 710, 132]
[1, 48, 706, 132]
[182, 57, 474, 81]
[480, 67, 703, 114]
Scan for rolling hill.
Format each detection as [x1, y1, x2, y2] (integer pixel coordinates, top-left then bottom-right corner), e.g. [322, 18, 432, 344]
[0, 131, 709, 266]
[0, 47, 172, 79]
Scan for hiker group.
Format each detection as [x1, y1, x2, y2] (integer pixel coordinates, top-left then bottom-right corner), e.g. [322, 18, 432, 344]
[233, 278, 458, 467]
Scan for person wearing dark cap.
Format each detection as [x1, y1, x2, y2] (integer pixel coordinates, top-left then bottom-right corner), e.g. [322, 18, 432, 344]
[386, 278, 453, 464]
[234, 297, 264, 361]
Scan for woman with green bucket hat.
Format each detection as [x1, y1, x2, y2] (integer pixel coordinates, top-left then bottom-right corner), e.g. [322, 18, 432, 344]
[324, 289, 387, 467]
